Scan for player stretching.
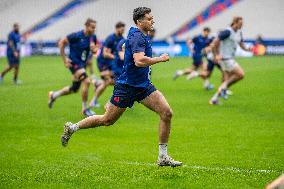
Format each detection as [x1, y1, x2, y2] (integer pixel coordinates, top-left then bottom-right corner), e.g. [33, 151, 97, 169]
[48, 18, 97, 117]
[173, 27, 214, 89]
[0, 23, 22, 84]
[61, 7, 182, 167]
[209, 17, 252, 105]
[89, 22, 125, 108]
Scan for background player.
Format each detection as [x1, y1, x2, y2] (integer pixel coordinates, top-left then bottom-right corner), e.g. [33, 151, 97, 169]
[209, 17, 252, 105]
[61, 7, 182, 167]
[173, 27, 213, 89]
[0, 23, 22, 84]
[90, 22, 125, 108]
[48, 18, 98, 116]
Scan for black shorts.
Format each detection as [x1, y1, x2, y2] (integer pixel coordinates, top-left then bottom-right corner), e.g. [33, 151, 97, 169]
[207, 59, 221, 72]
[7, 55, 20, 65]
[110, 83, 157, 108]
[69, 63, 86, 74]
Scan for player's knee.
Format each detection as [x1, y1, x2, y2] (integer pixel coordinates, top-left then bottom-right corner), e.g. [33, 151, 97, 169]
[161, 108, 173, 121]
[82, 78, 90, 86]
[69, 81, 81, 93]
[104, 118, 115, 126]
[239, 71, 245, 80]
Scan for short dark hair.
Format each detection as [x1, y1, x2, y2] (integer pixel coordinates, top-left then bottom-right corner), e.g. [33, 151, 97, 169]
[203, 27, 211, 32]
[115, 22, 125, 29]
[85, 18, 96, 26]
[133, 7, 151, 24]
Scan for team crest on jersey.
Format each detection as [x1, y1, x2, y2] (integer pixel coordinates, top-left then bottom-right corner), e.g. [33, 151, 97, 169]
[114, 97, 120, 103]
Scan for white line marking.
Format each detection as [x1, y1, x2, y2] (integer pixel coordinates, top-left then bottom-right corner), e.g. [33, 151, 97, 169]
[117, 161, 282, 174]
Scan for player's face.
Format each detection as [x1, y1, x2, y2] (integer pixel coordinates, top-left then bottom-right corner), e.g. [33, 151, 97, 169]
[14, 24, 20, 33]
[139, 13, 154, 32]
[203, 30, 210, 37]
[86, 22, 96, 35]
[116, 27, 125, 36]
[237, 19, 243, 29]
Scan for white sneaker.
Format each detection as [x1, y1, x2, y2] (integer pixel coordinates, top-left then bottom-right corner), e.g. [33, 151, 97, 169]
[173, 70, 183, 80]
[14, 80, 22, 85]
[157, 155, 182, 167]
[61, 122, 74, 147]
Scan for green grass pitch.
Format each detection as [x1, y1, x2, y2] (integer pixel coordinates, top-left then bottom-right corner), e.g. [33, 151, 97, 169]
[0, 56, 283, 188]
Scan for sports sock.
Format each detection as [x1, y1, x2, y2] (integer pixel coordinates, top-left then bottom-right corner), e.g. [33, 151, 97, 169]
[211, 92, 219, 101]
[187, 71, 199, 80]
[70, 123, 80, 132]
[82, 101, 87, 110]
[204, 79, 210, 87]
[159, 143, 168, 157]
[52, 91, 62, 99]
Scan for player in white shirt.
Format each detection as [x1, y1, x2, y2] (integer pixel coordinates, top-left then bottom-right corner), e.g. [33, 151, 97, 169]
[206, 17, 252, 105]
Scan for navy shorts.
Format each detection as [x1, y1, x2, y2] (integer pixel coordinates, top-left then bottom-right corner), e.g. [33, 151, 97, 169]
[192, 57, 203, 67]
[69, 63, 86, 74]
[97, 59, 113, 72]
[7, 55, 20, 65]
[110, 83, 157, 108]
[207, 59, 221, 72]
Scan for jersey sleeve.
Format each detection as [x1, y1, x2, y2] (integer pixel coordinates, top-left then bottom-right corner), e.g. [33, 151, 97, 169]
[67, 32, 79, 43]
[104, 36, 113, 48]
[8, 33, 14, 42]
[218, 30, 231, 41]
[192, 36, 198, 43]
[129, 33, 146, 53]
[116, 39, 125, 52]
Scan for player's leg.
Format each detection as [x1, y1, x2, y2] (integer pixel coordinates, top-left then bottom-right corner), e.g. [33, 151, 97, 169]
[140, 90, 182, 166]
[173, 57, 199, 80]
[0, 57, 14, 81]
[0, 65, 13, 80]
[200, 60, 214, 90]
[89, 69, 113, 107]
[61, 102, 126, 146]
[48, 70, 81, 108]
[13, 64, 21, 84]
[186, 60, 202, 80]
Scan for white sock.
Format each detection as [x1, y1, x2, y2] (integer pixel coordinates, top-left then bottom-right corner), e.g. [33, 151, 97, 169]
[204, 79, 210, 87]
[52, 91, 62, 99]
[187, 71, 199, 80]
[70, 123, 80, 132]
[159, 143, 168, 157]
[211, 92, 219, 101]
[82, 102, 87, 110]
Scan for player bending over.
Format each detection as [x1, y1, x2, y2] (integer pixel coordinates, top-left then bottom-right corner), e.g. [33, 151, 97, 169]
[174, 27, 214, 89]
[61, 7, 182, 167]
[0, 23, 22, 84]
[90, 22, 125, 108]
[48, 18, 98, 117]
[208, 17, 252, 105]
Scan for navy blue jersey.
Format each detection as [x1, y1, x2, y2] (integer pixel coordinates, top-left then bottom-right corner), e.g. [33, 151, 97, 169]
[97, 33, 124, 63]
[116, 27, 152, 88]
[67, 30, 96, 66]
[113, 39, 126, 75]
[7, 31, 21, 55]
[192, 35, 213, 59]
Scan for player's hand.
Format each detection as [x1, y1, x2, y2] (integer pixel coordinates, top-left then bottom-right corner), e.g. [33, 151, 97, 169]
[91, 44, 99, 54]
[203, 47, 211, 54]
[159, 53, 170, 62]
[13, 51, 19, 58]
[214, 54, 222, 63]
[64, 57, 72, 68]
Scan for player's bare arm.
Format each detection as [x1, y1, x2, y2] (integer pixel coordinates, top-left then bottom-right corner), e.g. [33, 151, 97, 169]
[239, 42, 252, 52]
[133, 52, 169, 67]
[103, 47, 115, 59]
[58, 37, 71, 68]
